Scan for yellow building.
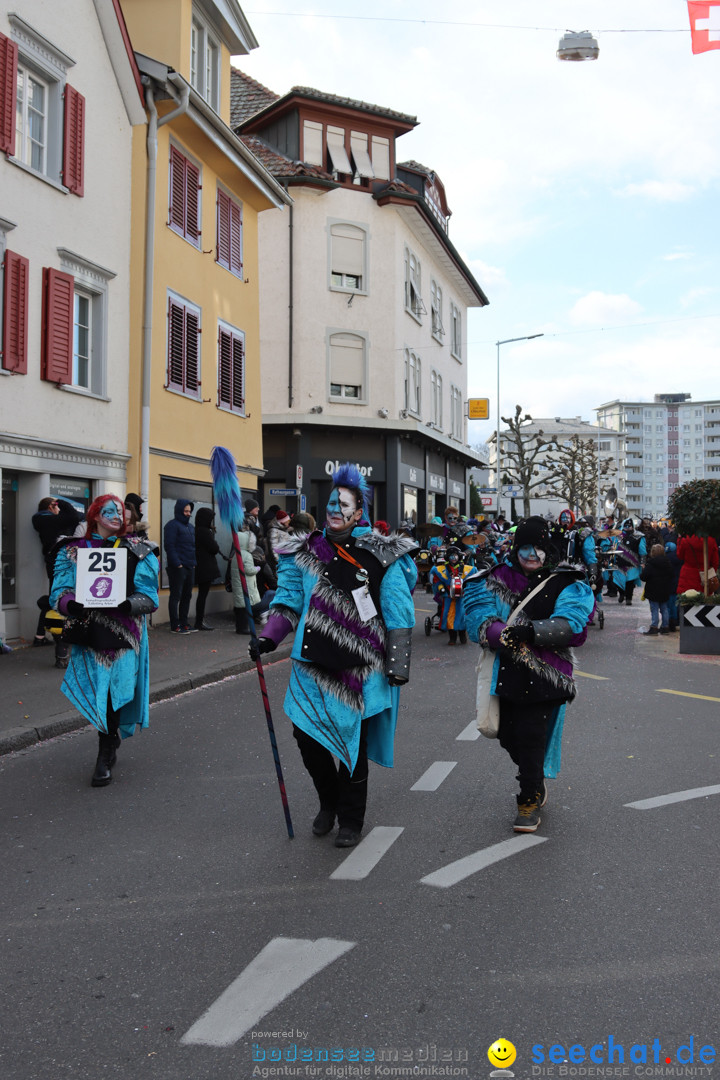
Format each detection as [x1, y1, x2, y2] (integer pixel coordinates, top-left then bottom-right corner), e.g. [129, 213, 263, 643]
[119, 0, 290, 617]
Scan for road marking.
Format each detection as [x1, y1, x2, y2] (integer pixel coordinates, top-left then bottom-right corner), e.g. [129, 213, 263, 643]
[421, 835, 547, 888]
[456, 720, 480, 741]
[656, 689, 720, 703]
[180, 937, 355, 1047]
[329, 826, 404, 880]
[416, 607, 435, 613]
[411, 761, 458, 791]
[625, 785, 720, 811]
[575, 671, 610, 680]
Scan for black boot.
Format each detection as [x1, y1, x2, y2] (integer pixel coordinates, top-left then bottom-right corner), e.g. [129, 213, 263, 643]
[447, 630, 458, 646]
[234, 607, 250, 634]
[54, 641, 70, 669]
[459, 630, 468, 644]
[91, 732, 121, 787]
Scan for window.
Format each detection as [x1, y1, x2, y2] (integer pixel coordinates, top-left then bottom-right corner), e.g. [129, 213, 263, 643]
[371, 136, 390, 180]
[169, 144, 201, 247]
[450, 302, 462, 360]
[695, 438, 703, 445]
[167, 293, 201, 399]
[303, 120, 323, 165]
[217, 321, 245, 415]
[350, 131, 374, 180]
[430, 280, 444, 340]
[327, 125, 352, 175]
[216, 187, 243, 277]
[41, 250, 113, 394]
[1, 21, 84, 194]
[328, 331, 367, 402]
[1, 248, 29, 374]
[430, 369, 443, 428]
[404, 247, 424, 320]
[329, 222, 366, 292]
[450, 384, 463, 439]
[404, 350, 421, 416]
[695, 424, 703, 431]
[190, 10, 219, 111]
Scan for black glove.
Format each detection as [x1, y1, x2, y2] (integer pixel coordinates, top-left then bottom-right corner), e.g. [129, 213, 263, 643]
[387, 674, 408, 687]
[117, 600, 132, 615]
[249, 636, 276, 661]
[500, 623, 534, 649]
[65, 599, 85, 616]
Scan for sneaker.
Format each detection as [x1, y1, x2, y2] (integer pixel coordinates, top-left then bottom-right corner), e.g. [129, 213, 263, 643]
[513, 795, 541, 833]
[171, 626, 190, 634]
[539, 780, 548, 807]
[182, 624, 199, 633]
[33, 636, 52, 647]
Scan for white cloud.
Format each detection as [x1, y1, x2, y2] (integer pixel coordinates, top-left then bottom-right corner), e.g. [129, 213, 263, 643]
[569, 292, 643, 326]
[617, 181, 695, 202]
[661, 252, 693, 262]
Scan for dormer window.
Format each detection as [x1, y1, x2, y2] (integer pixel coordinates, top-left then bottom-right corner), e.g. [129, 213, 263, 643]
[190, 10, 219, 112]
[327, 126, 352, 175]
[350, 131, 374, 181]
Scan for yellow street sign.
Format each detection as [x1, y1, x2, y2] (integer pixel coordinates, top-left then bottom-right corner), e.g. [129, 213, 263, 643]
[468, 398, 490, 419]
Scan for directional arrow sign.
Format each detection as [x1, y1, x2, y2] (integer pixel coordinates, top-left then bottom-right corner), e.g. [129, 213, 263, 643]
[683, 605, 720, 627]
[502, 486, 523, 497]
[683, 606, 704, 627]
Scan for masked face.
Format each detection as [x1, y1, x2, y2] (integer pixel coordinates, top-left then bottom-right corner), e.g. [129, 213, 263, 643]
[100, 501, 123, 531]
[560, 512, 571, 526]
[326, 486, 361, 533]
[517, 544, 546, 573]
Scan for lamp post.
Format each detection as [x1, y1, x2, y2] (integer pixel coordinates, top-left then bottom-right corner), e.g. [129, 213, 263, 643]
[495, 334, 544, 516]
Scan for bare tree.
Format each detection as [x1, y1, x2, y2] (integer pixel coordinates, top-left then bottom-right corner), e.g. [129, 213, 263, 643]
[500, 406, 560, 518]
[543, 435, 614, 515]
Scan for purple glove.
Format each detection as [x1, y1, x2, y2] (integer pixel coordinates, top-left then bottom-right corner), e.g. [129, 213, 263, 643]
[485, 621, 506, 650]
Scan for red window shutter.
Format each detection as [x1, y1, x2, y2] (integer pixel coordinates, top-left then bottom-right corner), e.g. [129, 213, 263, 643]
[216, 189, 230, 268]
[167, 299, 185, 389]
[0, 32, 18, 157]
[184, 309, 199, 393]
[42, 268, 74, 384]
[229, 200, 243, 276]
[169, 146, 186, 235]
[231, 333, 244, 411]
[2, 249, 29, 373]
[62, 84, 85, 196]
[185, 160, 200, 244]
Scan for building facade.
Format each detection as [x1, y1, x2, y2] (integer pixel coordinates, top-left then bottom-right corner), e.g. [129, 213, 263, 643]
[119, 0, 291, 616]
[232, 74, 489, 526]
[0, 0, 145, 642]
[597, 393, 720, 520]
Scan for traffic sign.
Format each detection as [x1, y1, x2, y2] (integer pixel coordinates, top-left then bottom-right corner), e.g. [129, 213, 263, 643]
[296, 465, 303, 488]
[502, 485, 523, 497]
[269, 488, 299, 496]
[467, 398, 490, 420]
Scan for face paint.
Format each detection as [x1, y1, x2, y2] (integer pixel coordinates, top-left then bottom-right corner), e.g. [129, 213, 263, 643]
[326, 486, 360, 533]
[100, 502, 123, 525]
[517, 545, 546, 572]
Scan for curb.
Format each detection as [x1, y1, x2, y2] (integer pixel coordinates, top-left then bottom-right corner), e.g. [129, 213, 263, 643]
[0, 644, 293, 758]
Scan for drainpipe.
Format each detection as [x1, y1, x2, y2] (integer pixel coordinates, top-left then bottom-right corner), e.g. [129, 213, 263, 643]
[140, 75, 190, 516]
[286, 182, 294, 408]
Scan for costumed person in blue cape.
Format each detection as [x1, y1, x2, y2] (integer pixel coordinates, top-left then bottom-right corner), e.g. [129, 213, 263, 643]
[50, 494, 159, 788]
[464, 516, 594, 834]
[249, 464, 418, 848]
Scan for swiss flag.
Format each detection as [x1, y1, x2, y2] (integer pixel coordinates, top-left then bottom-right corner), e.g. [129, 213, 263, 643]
[688, 1, 720, 53]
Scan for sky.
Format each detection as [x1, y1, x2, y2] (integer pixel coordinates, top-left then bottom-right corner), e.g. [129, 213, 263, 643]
[237, 1, 720, 447]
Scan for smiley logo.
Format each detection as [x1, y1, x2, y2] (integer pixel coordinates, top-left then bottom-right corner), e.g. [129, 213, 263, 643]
[488, 1040, 517, 1069]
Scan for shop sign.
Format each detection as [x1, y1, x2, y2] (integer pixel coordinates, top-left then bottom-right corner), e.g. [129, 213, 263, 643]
[324, 459, 375, 477]
[428, 473, 446, 493]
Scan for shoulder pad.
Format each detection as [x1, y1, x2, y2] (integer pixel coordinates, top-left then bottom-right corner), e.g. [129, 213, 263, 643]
[353, 531, 419, 567]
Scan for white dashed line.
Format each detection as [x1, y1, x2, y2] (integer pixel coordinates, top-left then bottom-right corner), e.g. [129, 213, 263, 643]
[625, 784, 720, 810]
[456, 720, 480, 741]
[329, 826, 404, 880]
[420, 835, 548, 888]
[411, 761, 458, 791]
[180, 937, 355, 1047]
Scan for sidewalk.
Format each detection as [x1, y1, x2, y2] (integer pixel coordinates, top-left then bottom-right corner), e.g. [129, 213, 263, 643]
[0, 613, 292, 756]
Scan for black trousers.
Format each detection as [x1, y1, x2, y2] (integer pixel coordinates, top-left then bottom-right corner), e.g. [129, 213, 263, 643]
[292, 719, 369, 831]
[498, 698, 555, 800]
[195, 580, 211, 625]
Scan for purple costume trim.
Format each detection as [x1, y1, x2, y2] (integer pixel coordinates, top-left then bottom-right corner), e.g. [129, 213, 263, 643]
[263, 611, 294, 646]
[308, 591, 384, 653]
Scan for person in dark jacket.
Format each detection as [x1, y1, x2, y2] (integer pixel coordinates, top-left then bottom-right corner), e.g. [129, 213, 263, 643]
[640, 543, 674, 635]
[193, 507, 221, 630]
[664, 542, 682, 631]
[32, 496, 83, 660]
[163, 499, 196, 633]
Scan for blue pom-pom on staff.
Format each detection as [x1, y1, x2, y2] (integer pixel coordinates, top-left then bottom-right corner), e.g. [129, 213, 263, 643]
[210, 446, 294, 839]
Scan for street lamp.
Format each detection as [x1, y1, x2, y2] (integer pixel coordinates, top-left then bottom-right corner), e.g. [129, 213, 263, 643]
[557, 30, 599, 61]
[495, 334, 544, 516]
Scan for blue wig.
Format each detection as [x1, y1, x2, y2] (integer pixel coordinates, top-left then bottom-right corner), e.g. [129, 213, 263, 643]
[332, 463, 369, 516]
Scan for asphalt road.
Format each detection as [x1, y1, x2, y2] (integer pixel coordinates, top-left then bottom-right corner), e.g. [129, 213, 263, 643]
[2, 598, 719, 1080]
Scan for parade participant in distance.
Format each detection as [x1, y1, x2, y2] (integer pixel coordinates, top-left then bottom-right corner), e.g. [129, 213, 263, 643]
[464, 517, 594, 833]
[248, 465, 417, 848]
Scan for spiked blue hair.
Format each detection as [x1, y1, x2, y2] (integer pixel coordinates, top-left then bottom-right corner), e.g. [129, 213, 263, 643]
[332, 462, 369, 516]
